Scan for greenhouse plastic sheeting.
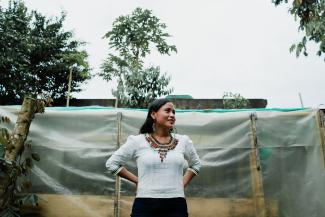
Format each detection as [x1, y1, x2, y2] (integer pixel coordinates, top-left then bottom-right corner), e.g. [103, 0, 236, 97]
[0, 106, 324, 217]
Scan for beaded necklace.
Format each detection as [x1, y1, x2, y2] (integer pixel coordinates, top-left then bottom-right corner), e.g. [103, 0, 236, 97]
[145, 133, 179, 162]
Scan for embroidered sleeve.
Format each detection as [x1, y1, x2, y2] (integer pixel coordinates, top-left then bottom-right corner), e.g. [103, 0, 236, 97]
[105, 135, 136, 175]
[184, 135, 201, 175]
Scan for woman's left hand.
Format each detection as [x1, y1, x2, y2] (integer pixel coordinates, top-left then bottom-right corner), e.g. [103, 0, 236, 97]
[183, 170, 196, 188]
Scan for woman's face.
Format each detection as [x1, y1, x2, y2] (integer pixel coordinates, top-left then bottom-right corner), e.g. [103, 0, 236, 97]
[151, 102, 176, 131]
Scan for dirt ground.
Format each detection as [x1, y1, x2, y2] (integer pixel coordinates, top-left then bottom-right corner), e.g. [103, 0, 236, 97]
[21, 194, 278, 217]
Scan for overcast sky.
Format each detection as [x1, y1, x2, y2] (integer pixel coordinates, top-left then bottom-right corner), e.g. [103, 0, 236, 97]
[2, 0, 325, 108]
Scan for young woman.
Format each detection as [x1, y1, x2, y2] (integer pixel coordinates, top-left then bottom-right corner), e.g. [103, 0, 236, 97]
[106, 98, 201, 217]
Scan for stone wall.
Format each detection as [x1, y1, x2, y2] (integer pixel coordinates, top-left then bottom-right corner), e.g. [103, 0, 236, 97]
[0, 98, 267, 109]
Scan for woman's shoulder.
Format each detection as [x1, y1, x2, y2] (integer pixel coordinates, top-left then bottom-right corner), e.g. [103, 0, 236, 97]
[122, 134, 147, 148]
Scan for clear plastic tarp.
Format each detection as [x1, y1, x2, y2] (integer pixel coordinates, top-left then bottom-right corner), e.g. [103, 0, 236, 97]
[0, 106, 324, 217]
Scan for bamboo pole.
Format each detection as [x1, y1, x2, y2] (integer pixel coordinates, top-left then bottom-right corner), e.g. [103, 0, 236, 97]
[315, 110, 325, 170]
[113, 112, 122, 217]
[115, 98, 118, 108]
[249, 113, 266, 217]
[298, 92, 304, 108]
[66, 67, 73, 107]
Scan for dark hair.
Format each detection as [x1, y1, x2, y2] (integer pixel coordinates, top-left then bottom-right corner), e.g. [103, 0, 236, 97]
[139, 98, 172, 134]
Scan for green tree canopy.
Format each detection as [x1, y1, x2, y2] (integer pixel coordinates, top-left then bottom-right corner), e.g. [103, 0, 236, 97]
[122, 66, 172, 108]
[104, 7, 177, 62]
[273, 0, 325, 61]
[0, 0, 91, 102]
[99, 7, 176, 108]
[222, 92, 251, 109]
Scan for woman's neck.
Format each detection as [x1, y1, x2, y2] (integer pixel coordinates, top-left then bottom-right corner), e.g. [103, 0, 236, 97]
[152, 128, 170, 138]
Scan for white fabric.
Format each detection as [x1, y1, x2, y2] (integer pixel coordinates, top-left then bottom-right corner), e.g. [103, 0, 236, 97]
[105, 134, 201, 198]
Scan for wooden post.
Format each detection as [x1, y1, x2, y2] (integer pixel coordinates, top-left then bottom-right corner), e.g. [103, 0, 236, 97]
[114, 112, 122, 217]
[316, 110, 325, 169]
[249, 113, 266, 217]
[298, 92, 304, 108]
[115, 98, 118, 108]
[66, 68, 73, 107]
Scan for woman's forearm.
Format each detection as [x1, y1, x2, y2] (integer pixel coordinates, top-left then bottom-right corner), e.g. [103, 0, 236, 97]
[183, 170, 196, 188]
[118, 167, 195, 188]
[117, 167, 138, 185]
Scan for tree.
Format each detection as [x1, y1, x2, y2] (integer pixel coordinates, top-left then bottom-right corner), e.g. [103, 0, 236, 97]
[222, 92, 251, 109]
[123, 66, 172, 108]
[99, 7, 176, 108]
[273, 0, 325, 61]
[0, 97, 47, 216]
[0, 0, 91, 103]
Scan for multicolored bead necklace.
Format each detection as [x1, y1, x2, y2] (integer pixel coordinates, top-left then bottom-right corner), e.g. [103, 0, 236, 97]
[145, 133, 179, 162]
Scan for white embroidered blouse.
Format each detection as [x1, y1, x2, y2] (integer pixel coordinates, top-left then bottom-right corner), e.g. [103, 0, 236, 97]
[105, 134, 201, 198]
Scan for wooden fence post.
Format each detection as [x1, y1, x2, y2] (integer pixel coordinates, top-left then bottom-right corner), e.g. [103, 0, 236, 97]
[249, 113, 266, 217]
[114, 112, 122, 217]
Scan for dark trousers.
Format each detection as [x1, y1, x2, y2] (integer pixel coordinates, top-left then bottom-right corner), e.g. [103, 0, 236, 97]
[131, 197, 188, 217]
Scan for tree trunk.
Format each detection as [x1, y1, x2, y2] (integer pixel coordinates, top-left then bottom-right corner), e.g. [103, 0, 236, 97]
[0, 97, 44, 209]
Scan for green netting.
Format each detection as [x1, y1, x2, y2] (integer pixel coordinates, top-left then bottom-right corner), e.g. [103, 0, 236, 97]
[0, 106, 323, 217]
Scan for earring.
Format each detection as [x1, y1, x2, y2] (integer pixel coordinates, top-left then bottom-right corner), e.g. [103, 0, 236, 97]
[152, 122, 156, 132]
[169, 126, 177, 135]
